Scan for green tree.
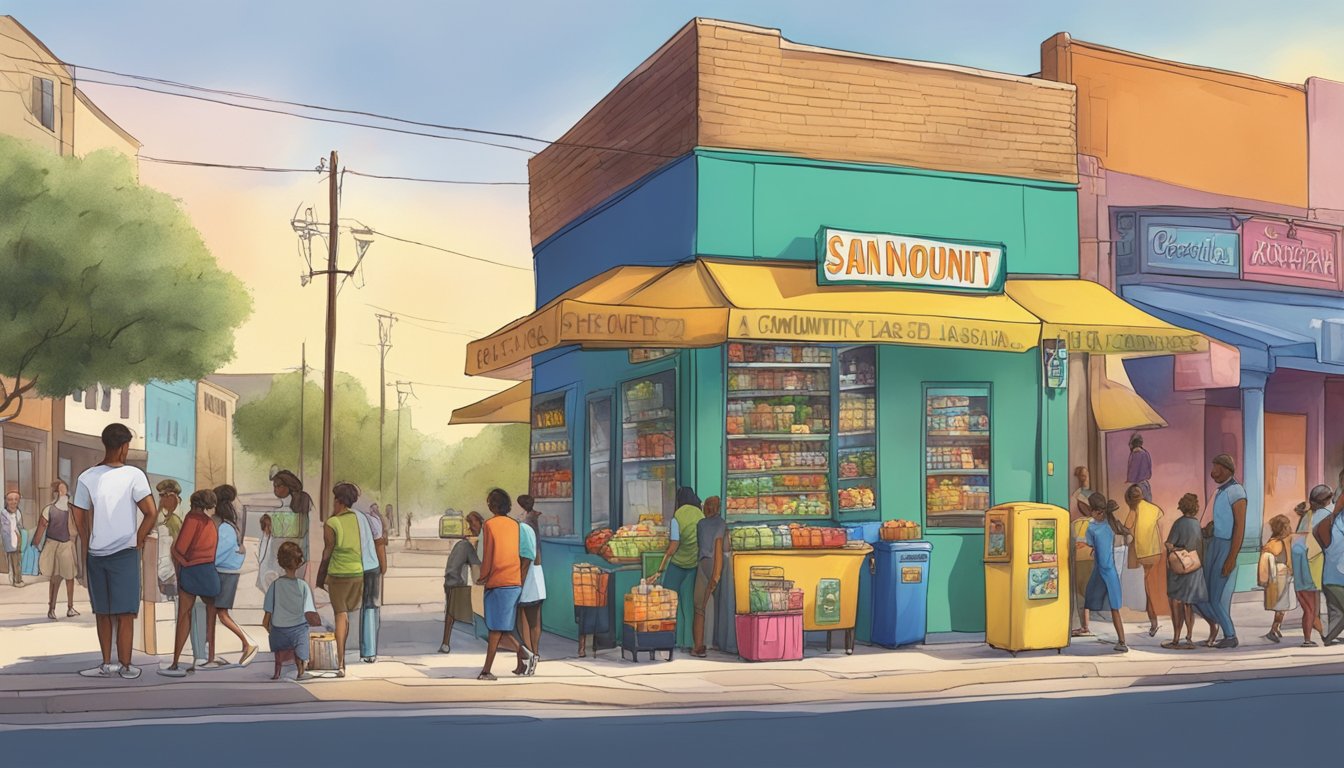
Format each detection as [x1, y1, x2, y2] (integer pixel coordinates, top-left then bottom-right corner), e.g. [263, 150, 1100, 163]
[0, 136, 251, 420]
[232, 371, 528, 519]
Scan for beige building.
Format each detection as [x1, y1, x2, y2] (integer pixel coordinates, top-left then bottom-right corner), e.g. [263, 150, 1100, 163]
[0, 16, 142, 522]
[196, 381, 238, 491]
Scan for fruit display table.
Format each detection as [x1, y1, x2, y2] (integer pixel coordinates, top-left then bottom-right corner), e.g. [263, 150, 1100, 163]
[730, 545, 871, 654]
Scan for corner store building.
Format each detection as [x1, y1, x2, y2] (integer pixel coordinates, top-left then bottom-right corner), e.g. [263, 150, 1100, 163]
[464, 20, 1204, 635]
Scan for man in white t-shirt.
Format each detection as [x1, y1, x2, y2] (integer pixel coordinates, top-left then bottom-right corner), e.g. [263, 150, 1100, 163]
[70, 423, 157, 680]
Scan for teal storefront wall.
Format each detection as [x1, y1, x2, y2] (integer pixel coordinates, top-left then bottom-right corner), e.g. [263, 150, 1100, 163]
[531, 149, 1079, 638]
[145, 380, 197, 499]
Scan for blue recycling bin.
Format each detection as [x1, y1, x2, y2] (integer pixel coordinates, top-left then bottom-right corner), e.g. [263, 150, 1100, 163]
[872, 540, 932, 648]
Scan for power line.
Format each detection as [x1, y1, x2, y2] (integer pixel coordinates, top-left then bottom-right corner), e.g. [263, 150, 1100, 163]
[0, 45, 682, 160]
[76, 76, 538, 154]
[138, 155, 530, 187]
[364, 304, 486, 331]
[367, 228, 532, 272]
[346, 170, 526, 186]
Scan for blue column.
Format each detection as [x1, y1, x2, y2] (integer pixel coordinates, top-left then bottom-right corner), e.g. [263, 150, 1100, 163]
[1237, 374, 1266, 592]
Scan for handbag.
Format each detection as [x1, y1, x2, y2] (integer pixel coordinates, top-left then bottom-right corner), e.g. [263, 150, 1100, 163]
[1168, 547, 1201, 575]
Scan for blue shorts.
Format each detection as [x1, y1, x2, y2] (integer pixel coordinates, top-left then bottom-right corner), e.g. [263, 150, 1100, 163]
[179, 562, 221, 599]
[483, 586, 521, 632]
[269, 624, 311, 660]
[86, 548, 141, 615]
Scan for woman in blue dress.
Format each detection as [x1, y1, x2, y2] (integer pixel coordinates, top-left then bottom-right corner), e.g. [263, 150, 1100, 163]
[1084, 493, 1131, 652]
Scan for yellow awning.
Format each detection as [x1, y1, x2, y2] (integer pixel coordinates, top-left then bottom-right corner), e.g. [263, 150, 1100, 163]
[465, 260, 1210, 376]
[1089, 357, 1167, 432]
[1006, 279, 1207, 356]
[449, 382, 531, 425]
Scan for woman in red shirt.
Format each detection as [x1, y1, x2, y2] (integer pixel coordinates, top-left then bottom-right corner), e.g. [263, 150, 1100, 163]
[160, 490, 221, 677]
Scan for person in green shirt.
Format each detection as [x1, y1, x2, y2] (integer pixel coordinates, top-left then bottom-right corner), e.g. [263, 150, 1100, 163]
[317, 482, 365, 678]
[653, 487, 704, 648]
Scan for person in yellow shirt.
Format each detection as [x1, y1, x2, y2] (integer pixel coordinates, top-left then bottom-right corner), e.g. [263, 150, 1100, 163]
[1124, 484, 1165, 637]
[1070, 473, 1095, 638]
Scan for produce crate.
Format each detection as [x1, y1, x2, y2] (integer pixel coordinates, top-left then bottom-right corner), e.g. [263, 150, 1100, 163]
[629, 619, 677, 633]
[820, 528, 848, 548]
[790, 527, 826, 549]
[620, 623, 675, 662]
[880, 524, 923, 541]
[268, 511, 303, 539]
[438, 515, 465, 539]
[308, 632, 338, 671]
[624, 585, 678, 623]
[572, 564, 611, 608]
[607, 535, 669, 561]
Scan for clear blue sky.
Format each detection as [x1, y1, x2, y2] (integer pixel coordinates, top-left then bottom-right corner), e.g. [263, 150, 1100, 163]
[11, 0, 1344, 183]
[7, 0, 1344, 436]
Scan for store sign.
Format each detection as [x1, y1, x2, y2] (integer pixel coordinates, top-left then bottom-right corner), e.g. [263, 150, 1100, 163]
[816, 228, 1005, 293]
[1141, 220, 1240, 277]
[1242, 219, 1341, 290]
[732, 309, 1034, 353]
[468, 301, 712, 376]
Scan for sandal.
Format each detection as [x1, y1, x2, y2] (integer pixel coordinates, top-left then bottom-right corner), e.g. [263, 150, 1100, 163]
[47, 609, 56, 621]
[691, 648, 708, 658]
[1179, 641, 1197, 650]
[1303, 640, 1319, 647]
[1148, 626, 1159, 638]
[477, 672, 496, 681]
[67, 607, 80, 617]
[1070, 629, 1093, 638]
[1160, 640, 1182, 650]
[200, 658, 230, 669]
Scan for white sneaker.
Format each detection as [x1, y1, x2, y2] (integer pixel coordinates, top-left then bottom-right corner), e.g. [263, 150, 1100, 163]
[78, 664, 117, 678]
[118, 664, 142, 680]
[438, 644, 452, 654]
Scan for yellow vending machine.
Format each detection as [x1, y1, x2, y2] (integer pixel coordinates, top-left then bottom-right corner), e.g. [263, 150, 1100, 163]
[983, 502, 1070, 655]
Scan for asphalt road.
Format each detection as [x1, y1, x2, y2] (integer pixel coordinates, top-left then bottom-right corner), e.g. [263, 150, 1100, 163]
[3, 672, 1325, 767]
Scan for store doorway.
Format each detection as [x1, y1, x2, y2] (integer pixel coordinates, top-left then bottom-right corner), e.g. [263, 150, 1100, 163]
[3, 443, 37, 527]
[1263, 413, 1307, 542]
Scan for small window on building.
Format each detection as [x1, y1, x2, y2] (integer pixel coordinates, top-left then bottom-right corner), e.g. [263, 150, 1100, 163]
[85, 386, 97, 410]
[73, 389, 83, 404]
[154, 417, 161, 443]
[101, 386, 112, 412]
[120, 388, 130, 419]
[171, 420, 179, 447]
[31, 77, 55, 132]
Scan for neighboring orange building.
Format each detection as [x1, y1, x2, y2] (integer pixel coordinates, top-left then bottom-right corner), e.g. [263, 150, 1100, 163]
[1041, 35, 1344, 592]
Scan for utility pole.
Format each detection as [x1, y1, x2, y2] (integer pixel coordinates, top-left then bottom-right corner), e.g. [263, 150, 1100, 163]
[395, 381, 413, 545]
[376, 312, 396, 498]
[298, 342, 306, 486]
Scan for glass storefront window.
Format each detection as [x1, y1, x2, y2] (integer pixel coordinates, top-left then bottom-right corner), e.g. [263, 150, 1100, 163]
[726, 343, 832, 519]
[621, 370, 677, 526]
[529, 390, 574, 537]
[587, 395, 613, 532]
[924, 387, 992, 528]
[836, 346, 877, 516]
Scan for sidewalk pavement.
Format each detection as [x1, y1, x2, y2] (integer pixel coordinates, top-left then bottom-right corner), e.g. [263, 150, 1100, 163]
[2, 556, 1342, 724]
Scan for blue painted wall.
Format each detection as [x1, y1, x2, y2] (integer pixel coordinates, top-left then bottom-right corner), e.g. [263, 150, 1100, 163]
[533, 155, 697, 306]
[146, 380, 197, 497]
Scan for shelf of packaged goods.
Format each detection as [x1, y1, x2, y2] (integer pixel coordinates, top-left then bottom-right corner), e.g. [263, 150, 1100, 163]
[726, 389, 831, 398]
[727, 362, 832, 369]
[839, 383, 876, 392]
[727, 433, 830, 441]
[727, 468, 829, 476]
[532, 425, 567, 434]
[725, 513, 833, 522]
[622, 455, 676, 464]
[624, 415, 674, 426]
[730, 490, 829, 498]
[839, 506, 878, 514]
[836, 475, 877, 483]
[530, 454, 571, 461]
[926, 431, 990, 440]
[837, 430, 876, 438]
[925, 468, 990, 476]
